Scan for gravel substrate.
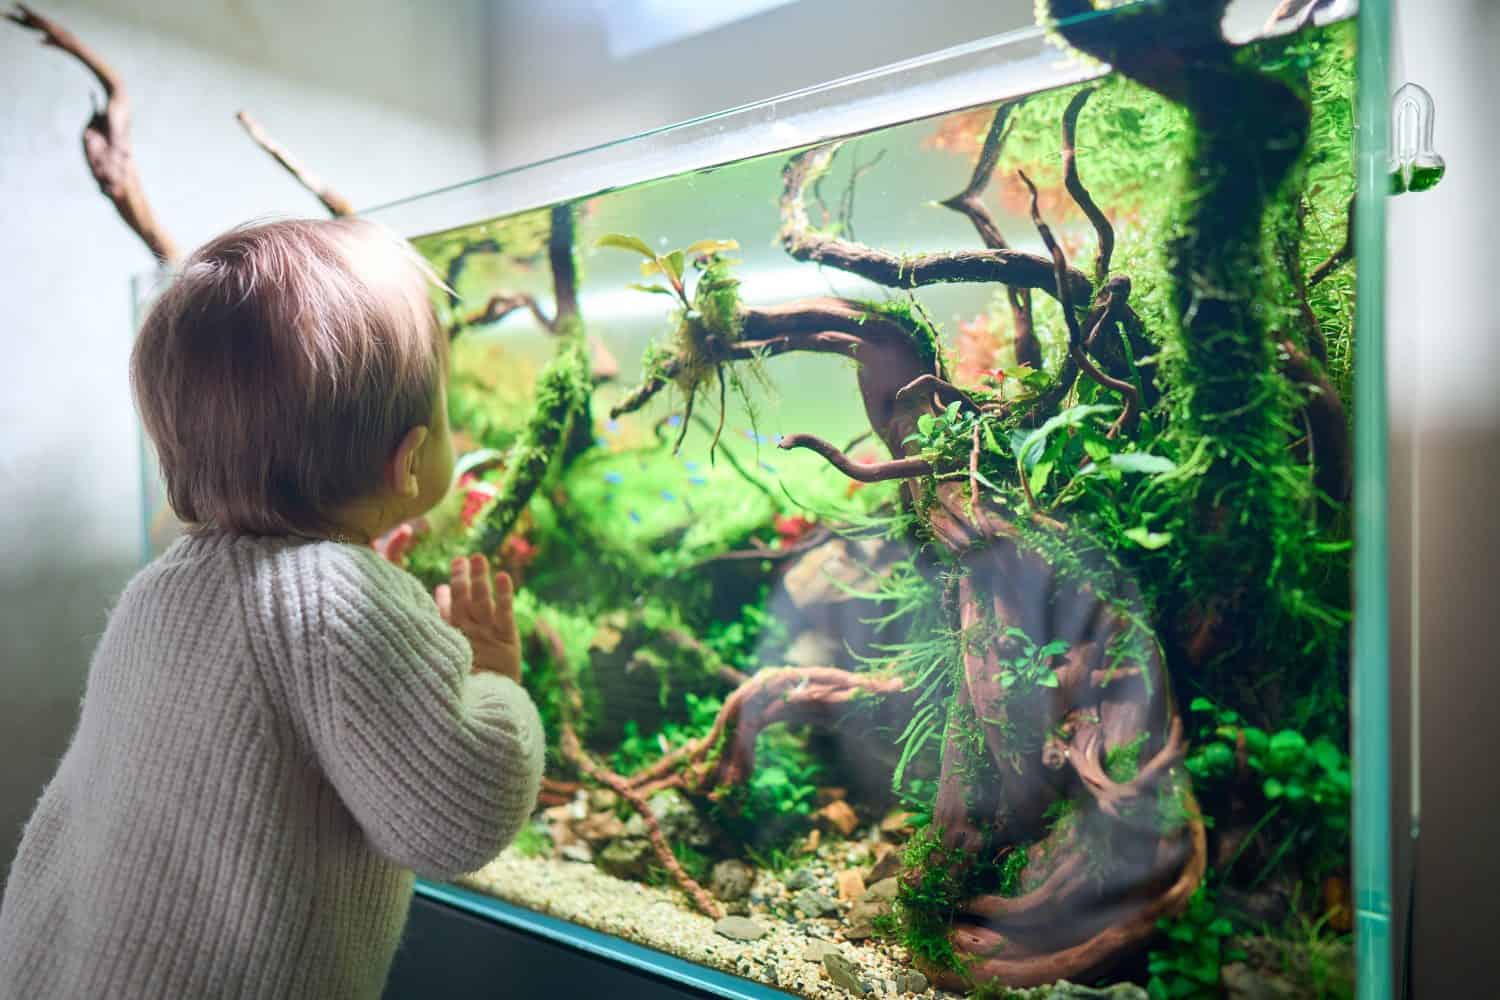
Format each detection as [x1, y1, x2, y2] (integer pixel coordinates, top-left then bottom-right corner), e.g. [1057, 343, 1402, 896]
[459, 850, 962, 999]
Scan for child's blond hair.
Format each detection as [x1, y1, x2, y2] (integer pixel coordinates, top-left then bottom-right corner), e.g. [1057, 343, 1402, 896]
[131, 217, 445, 537]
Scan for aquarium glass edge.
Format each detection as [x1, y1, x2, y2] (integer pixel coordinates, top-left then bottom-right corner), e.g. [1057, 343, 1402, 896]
[412, 880, 795, 1000]
[1354, 0, 1393, 996]
[362, 1, 1334, 241]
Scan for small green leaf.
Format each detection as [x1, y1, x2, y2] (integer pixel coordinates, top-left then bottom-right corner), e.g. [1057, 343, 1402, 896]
[972, 469, 1007, 494]
[595, 233, 657, 259]
[1267, 730, 1307, 771]
[662, 249, 686, 284]
[627, 282, 680, 297]
[917, 413, 936, 436]
[1264, 777, 1285, 799]
[1189, 697, 1215, 713]
[684, 238, 740, 258]
[1207, 918, 1234, 936]
[1125, 526, 1173, 549]
[1202, 742, 1234, 775]
[1242, 727, 1269, 757]
[1110, 451, 1178, 475]
[1038, 672, 1059, 688]
[1030, 458, 1055, 495]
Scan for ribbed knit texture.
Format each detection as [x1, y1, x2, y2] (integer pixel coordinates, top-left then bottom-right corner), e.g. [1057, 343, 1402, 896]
[0, 530, 544, 999]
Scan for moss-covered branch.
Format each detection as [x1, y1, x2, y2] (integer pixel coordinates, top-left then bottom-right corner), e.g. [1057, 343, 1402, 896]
[467, 332, 591, 554]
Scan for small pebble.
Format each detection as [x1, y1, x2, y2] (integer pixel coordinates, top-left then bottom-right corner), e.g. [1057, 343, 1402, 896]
[824, 952, 870, 995]
[713, 916, 768, 942]
[793, 889, 840, 919]
[801, 940, 842, 963]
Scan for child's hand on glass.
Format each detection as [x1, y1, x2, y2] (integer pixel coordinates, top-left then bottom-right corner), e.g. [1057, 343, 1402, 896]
[371, 520, 424, 567]
[435, 554, 521, 683]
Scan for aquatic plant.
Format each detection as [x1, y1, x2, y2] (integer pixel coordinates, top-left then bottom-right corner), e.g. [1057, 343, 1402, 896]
[1145, 884, 1244, 1000]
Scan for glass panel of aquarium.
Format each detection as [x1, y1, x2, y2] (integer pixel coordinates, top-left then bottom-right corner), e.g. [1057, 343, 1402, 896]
[135, 2, 1390, 996]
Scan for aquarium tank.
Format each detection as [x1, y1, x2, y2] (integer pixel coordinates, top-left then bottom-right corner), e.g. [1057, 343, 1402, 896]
[135, 1, 1391, 996]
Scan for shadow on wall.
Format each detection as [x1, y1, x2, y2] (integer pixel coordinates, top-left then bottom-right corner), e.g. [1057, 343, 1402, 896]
[0, 477, 138, 865]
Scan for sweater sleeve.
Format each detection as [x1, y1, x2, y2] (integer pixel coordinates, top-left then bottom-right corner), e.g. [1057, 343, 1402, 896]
[313, 546, 545, 880]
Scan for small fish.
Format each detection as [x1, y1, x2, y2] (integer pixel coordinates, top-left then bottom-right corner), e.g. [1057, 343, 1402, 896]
[604, 471, 624, 485]
[684, 460, 700, 472]
[628, 510, 642, 524]
[667, 414, 682, 427]
[688, 476, 708, 486]
[760, 462, 777, 473]
[594, 437, 609, 448]
[660, 490, 677, 502]
[606, 419, 621, 433]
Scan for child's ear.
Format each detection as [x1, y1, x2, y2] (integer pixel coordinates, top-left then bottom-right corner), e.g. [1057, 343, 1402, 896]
[386, 425, 430, 499]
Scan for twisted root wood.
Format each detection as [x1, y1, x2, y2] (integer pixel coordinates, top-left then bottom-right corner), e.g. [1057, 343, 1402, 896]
[8, 3, 178, 262]
[913, 482, 1206, 988]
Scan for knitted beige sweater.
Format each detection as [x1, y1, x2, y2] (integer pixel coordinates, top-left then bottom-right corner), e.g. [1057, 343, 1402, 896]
[0, 530, 545, 998]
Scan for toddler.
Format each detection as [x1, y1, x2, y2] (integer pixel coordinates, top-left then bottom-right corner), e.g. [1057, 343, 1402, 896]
[0, 219, 545, 998]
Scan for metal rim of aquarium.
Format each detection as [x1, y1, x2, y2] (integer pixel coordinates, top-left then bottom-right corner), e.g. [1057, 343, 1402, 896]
[413, 880, 794, 1000]
[359, 1, 1358, 241]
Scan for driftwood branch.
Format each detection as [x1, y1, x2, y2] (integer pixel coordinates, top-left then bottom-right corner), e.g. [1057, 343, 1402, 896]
[1061, 87, 1114, 285]
[235, 110, 354, 217]
[1020, 170, 1138, 433]
[778, 434, 934, 483]
[560, 728, 722, 918]
[8, 3, 178, 262]
[780, 144, 1092, 304]
[466, 292, 554, 331]
[1309, 196, 1354, 288]
[938, 103, 1043, 370]
[531, 618, 722, 918]
[938, 103, 1017, 253]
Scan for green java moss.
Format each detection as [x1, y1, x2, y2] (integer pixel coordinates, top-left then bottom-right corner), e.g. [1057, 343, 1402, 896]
[468, 331, 592, 555]
[860, 296, 943, 374]
[887, 825, 974, 973]
[508, 823, 552, 859]
[691, 259, 744, 343]
[1105, 731, 1149, 783]
[996, 846, 1030, 899]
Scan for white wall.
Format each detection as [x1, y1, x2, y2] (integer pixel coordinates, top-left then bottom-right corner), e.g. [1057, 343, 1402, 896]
[1384, 0, 1500, 992]
[0, 0, 495, 866]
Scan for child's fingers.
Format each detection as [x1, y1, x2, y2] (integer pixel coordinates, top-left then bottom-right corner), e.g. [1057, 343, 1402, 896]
[450, 557, 472, 622]
[435, 583, 453, 623]
[468, 554, 494, 621]
[493, 571, 516, 638]
[391, 524, 415, 562]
